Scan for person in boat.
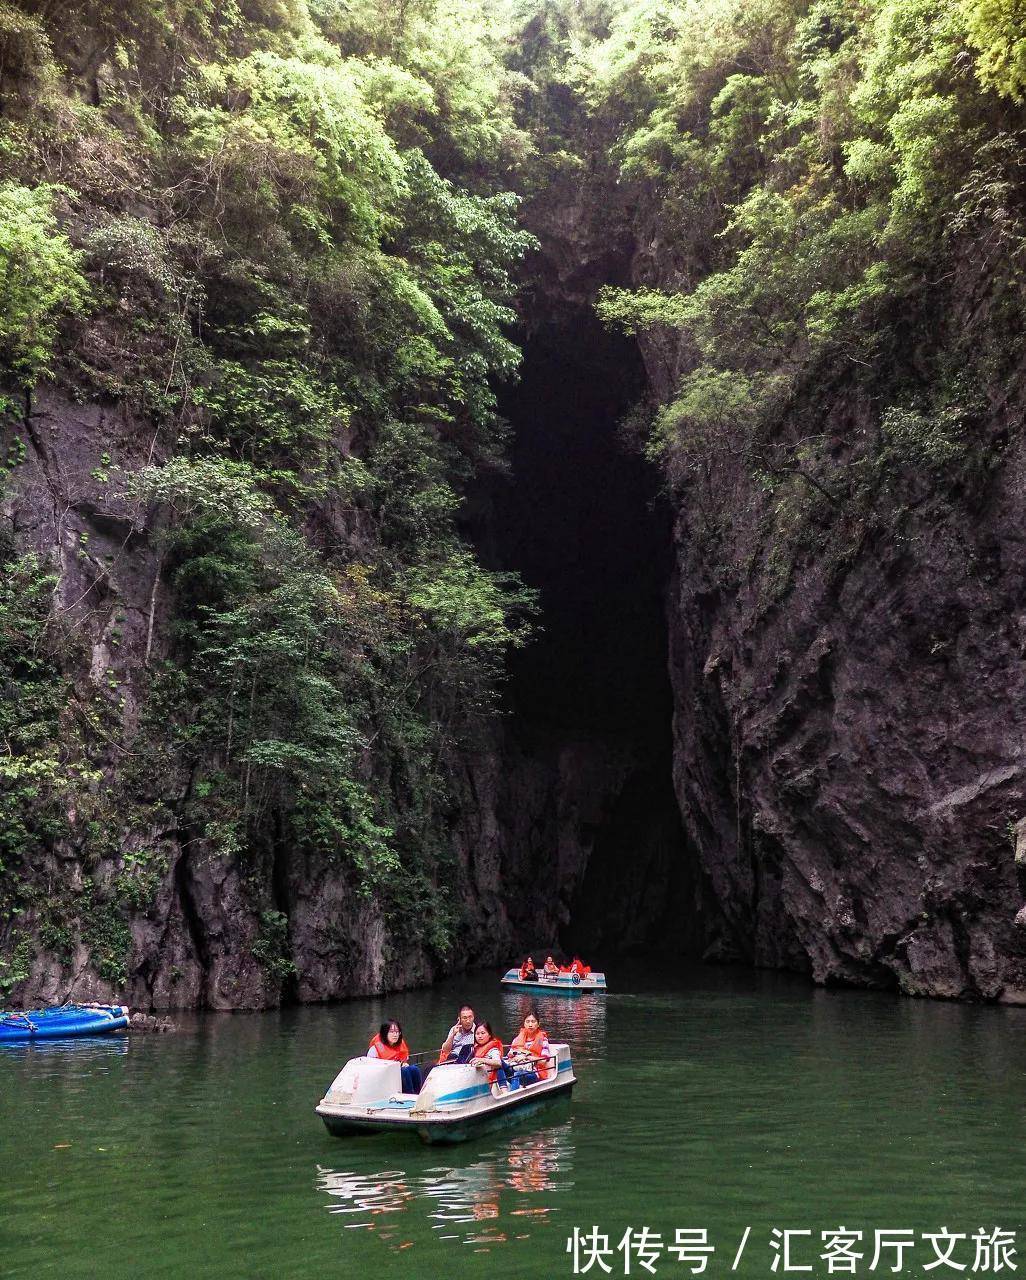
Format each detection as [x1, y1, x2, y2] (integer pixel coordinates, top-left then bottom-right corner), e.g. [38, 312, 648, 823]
[507, 1010, 551, 1086]
[438, 1004, 477, 1064]
[543, 955, 559, 976]
[470, 1020, 510, 1094]
[367, 1019, 422, 1094]
[519, 955, 539, 982]
[568, 957, 589, 978]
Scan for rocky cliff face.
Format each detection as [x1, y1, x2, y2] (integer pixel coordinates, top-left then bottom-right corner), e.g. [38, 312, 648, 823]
[2, 180, 709, 1011]
[650, 351, 1026, 1001]
[14, 140, 1025, 1011]
[3, 385, 671, 1009]
[553, 0, 1026, 1002]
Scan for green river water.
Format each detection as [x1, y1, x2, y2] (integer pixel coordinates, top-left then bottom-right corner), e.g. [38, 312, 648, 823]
[2, 965, 1024, 1280]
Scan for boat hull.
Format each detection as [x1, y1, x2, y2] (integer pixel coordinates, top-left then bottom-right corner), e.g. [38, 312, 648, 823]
[0, 1005, 130, 1041]
[319, 1080, 574, 1144]
[417, 1080, 573, 1144]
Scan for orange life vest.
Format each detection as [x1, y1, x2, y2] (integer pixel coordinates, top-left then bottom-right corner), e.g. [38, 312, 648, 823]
[369, 1033, 409, 1062]
[473, 1036, 504, 1083]
[511, 1026, 551, 1079]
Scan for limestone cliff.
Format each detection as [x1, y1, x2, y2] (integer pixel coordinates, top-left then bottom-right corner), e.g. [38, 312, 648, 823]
[2, 386, 656, 1009]
[640, 326, 1026, 1001]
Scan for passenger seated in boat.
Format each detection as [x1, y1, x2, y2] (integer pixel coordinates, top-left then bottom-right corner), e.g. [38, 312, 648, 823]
[438, 1005, 477, 1064]
[507, 1011, 551, 1085]
[543, 955, 559, 976]
[519, 955, 539, 982]
[470, 1021, 510, 1095]
[368, 1019, 422, 1094]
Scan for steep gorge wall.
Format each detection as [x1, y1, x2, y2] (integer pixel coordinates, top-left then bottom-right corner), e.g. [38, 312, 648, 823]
[4, 389, 416, 1009]
[2, 0, 664, 1010]
[4, 387, 658, 1009]
[552, 0, 1026, 1001]
[13, 0, 1026, 1010]
[0, 186, 702, 1012]
[635, 315, 1026, 1001]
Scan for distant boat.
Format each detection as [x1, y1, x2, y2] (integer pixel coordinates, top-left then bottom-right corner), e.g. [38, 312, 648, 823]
[316, 1046, 576, 1144]
[501, 967, 608, 995]
[0, 1005, 130, 1041]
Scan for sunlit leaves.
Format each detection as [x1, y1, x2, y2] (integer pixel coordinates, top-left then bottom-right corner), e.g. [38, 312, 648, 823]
[962, 0, 1026, 102]
[0, 183, 89, 385]
[587, 0, 1015, 513]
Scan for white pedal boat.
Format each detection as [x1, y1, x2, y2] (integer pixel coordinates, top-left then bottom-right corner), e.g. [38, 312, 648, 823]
[501, 968, 607, 995]
[315, 1046, 575, 1145]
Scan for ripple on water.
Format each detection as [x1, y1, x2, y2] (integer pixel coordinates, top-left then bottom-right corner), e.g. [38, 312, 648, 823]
[3, 967, 1026, 1280]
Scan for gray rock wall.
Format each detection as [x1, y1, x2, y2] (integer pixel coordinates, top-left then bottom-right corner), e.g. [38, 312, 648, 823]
[2, 387, 648, 1009]
[661, 399, 1026, 1000]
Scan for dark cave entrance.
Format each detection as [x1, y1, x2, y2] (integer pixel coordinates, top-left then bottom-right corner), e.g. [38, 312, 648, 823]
[487, 315, 665, 744]
[470, 310, 705, 960]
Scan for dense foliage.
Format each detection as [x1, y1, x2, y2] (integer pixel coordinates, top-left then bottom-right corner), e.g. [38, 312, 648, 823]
[581, 0, 1026, 570]
[0, 0, 538, 984]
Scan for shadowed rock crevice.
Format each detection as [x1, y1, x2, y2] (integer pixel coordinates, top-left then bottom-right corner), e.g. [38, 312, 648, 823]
[469, 310, 718, 961]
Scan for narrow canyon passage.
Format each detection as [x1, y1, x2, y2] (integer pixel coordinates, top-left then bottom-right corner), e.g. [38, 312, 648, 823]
[471, 311, 707, 959]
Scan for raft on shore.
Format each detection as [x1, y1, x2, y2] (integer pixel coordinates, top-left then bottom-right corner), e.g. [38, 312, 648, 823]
[0, 1005, 130, 1041]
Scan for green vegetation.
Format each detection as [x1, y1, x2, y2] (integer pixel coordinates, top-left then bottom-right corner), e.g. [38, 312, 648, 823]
[0, 182, 88, 386]
[0, 0, 540, 984]
[2, 0, 1025, 995]
[251, 909, 297, 982]
[582, 0, 1025, 556]
[0, 544, 97, 877]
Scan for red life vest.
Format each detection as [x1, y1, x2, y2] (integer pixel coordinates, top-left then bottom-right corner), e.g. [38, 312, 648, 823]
[511, 1026, 551, 1079]
[473, 1036, 504, 1083]
[369, 1033, 409, 1062]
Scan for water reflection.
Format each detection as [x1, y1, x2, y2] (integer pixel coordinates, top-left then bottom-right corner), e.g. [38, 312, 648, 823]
[499, 989, 606, 1059]
[0, 1033, 129, 1066]
[317, 1121, 575, 1251]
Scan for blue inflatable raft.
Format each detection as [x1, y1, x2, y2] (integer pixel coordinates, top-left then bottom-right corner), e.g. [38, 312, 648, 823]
[0, 1004, 130, 1041]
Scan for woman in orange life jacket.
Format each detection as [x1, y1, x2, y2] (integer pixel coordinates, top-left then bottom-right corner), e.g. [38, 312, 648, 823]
[519, 955, 538, 982]
[367, 1019, 422, 1094]
[471, 1020, 512, 1096]
[507, 1010, 551, 1086]
[543, 955, 559, 976]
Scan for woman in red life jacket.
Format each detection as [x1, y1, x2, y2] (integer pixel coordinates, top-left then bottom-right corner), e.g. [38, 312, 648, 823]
[471, 1020, 511, 1094]
[519, 955, 538, 982]
[367, 1019, 422, 1094]
[568, 957, 589, 978]
[508, 1010, 551, 1084]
